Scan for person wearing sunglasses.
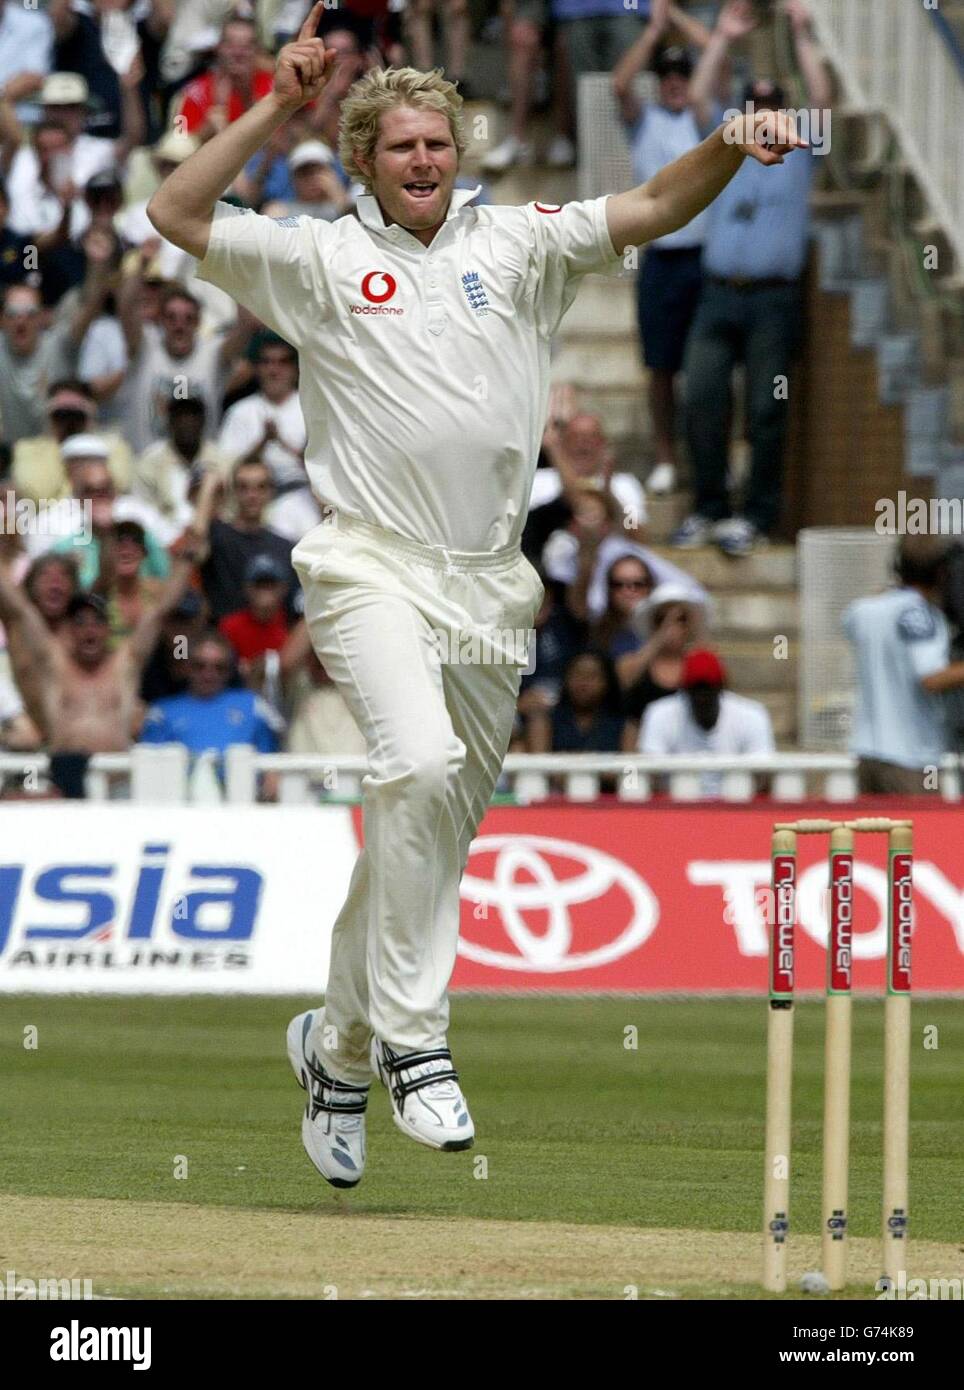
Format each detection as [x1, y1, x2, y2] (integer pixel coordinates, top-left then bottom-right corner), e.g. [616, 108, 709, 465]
[140, 630, 283, 760]
[591, 554, 655, 658]
[43, 450, 174, 585]
[0, 268, 110, 442]
[618, 579, 707, 738]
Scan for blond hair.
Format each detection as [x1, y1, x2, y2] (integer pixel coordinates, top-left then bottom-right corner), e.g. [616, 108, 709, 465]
[338, 67, 466, 191]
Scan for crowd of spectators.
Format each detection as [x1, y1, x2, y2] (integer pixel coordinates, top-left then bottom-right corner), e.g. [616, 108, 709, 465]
[0, 0, 816, 798]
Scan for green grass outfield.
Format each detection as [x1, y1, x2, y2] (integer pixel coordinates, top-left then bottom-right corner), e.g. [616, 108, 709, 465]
[1, 996, 961, 1298]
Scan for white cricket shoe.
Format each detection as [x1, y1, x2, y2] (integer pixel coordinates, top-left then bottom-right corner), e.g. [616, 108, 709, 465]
[287, 1011, 369, 1188]
[481, 135, 534, 175]
[371, 1039, 475, 1151]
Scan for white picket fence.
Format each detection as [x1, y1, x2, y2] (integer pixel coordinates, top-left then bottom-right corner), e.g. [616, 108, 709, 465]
[1, 748, 961, 805]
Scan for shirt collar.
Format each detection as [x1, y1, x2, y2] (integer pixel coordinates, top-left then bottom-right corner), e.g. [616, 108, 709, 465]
[355, 184, 482, 233]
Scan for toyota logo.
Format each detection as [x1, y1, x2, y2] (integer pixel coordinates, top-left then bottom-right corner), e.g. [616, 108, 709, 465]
[361, 270, 397, 303]
[460, 834, 658, 971]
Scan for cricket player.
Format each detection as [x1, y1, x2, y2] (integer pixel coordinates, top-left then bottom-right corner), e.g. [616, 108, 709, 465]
[149, 3, 805, 1188]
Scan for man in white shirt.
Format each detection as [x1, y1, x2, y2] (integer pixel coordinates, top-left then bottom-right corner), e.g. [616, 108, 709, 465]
[5, 74, 124, 242]
[843, 536, 964, 794]
[116, 282, 252, 454]
[217, 333, 320, 542]
[639, 646, 774, 795]
[0, 274, 111, 442]
[134, 393, 229, 538]
[147, 1, 804, 1188]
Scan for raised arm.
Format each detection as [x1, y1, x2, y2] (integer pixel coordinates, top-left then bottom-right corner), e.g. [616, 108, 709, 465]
[0, 95, 20, 175]
[784, 0, 832, 109]
[65, 227, 117, 346]
[116, 240, 156, 359]
[32, 183, 74, 256]
[114, 51, 147, 165]
[0, 560, 56, 681]
[126, 545, 199, 668]
[0, 561, 40, 631]
[231, 139, 280, 209]
[665, 2, 714, 51]
[184, 468, 226, 566]
[690, 0, 755, 129]
[91, 529, 116, 598]
[218, 303, 260, 369]
[147, 3, 338, 260]
[540, 420, 587, 509]
[47, 0, 76, 41]
[611, 0, 671, 128]
[605, 110, 807, 255]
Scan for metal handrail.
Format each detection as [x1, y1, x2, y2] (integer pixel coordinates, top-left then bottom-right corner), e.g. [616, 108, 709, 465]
[809, 0, 964, 267]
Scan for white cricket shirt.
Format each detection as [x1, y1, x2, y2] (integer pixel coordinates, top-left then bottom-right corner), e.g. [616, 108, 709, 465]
[218, 389, 308, 491]
[195, 187, 624, 552]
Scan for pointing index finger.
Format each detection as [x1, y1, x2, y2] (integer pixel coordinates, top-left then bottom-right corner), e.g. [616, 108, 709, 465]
[298, 1, 324, 42]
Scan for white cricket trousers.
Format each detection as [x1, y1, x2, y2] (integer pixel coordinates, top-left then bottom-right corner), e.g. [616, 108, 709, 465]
[292, 512, 544, 1087]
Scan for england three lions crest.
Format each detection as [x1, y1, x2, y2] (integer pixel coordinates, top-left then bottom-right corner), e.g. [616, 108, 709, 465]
[461, 270, 489, 318]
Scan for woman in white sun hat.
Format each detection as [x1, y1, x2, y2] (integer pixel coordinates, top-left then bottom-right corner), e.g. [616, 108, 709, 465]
[619, 579, 709, 735]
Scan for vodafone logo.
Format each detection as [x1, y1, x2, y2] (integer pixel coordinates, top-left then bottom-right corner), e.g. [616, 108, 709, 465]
[459, 834, 657, 972]
[361, 271, 397, 303]
[352, 270, 404, 316]
[534, 202, 562, 214]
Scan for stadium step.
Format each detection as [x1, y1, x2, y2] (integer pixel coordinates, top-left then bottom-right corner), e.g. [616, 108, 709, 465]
[563, 388, 651, 451]
[644, 492, 688, 544]
[712, 591, 799, 635]
[563, 273, 638, 335]
[716, 639, 799, 693]
[550, 338, 646, 390]
[648, 543, 796, 591]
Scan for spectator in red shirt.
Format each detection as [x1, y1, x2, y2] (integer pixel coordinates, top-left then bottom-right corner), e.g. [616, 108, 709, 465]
[219, 553, 290, 672]
[174, 16, 274, 142]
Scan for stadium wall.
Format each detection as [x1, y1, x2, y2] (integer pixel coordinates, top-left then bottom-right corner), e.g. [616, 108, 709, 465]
[0, 802, 961, 995]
